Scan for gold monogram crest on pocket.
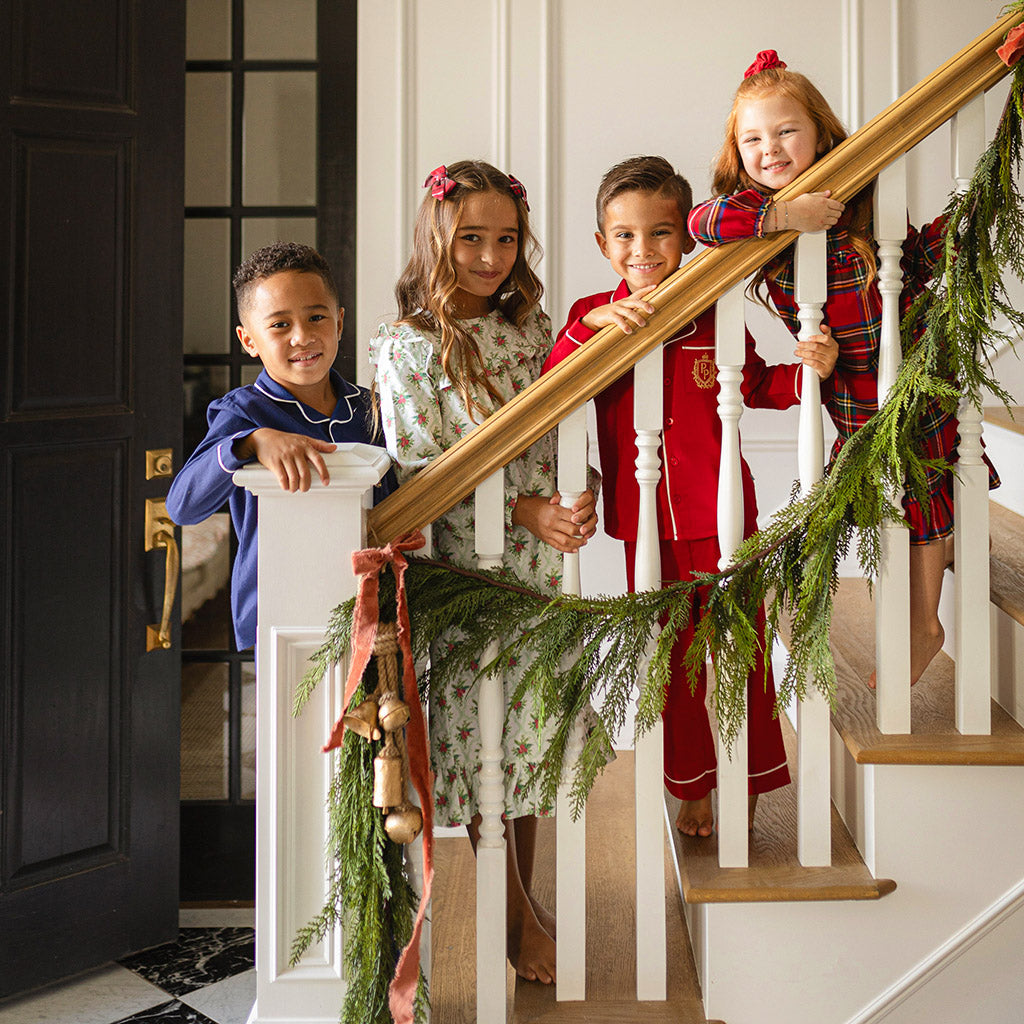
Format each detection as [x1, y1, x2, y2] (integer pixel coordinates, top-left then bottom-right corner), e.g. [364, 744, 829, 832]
[692, 352, 716, 389]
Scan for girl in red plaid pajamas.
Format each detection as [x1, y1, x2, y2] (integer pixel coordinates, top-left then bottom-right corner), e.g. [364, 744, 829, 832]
[688, 50, 999, 688]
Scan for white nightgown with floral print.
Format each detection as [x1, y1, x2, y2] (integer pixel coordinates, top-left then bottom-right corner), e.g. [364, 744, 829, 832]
[371, 308, 565, 826]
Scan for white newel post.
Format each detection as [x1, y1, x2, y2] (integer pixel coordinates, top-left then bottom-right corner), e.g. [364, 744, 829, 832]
[474, 468, 507, 1024]
[873, 158, 912, 734]
[556, 404, 588, 1001]
[951, 93, 992, 735]
[794, 231, 832, 866]
[235, 444, 392, 1024]
[715, 282, 749, 868]
[633, 345, 667, 1001]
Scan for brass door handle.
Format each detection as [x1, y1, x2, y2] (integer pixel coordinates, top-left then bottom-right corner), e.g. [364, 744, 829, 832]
[145, 498, 180, 651]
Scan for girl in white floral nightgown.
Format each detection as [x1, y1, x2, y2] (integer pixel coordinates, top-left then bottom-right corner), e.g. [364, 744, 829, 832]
[371, 160, 597, 986]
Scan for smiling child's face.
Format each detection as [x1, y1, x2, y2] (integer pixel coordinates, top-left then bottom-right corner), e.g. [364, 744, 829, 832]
[596, 190, 694, 293]
[236, 269, 342, 406]
[735, 92, 822, 191]
[450, 190, 520, 317]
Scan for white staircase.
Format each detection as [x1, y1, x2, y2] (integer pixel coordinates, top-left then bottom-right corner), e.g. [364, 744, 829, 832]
[675, 408, 1024, 1024]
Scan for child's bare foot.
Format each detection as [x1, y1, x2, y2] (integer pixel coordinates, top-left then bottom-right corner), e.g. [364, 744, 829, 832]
[676, 794, 714, 837]
[748, 793, 759, 832]
[508, 911, 556, 984]
[867, 623, 944, 689]
[529, 895, 556, 939]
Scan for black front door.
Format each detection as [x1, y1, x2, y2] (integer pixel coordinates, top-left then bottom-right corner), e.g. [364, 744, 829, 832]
[0, 0, 185, 996]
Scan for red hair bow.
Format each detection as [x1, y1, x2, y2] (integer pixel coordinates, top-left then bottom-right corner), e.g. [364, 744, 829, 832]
[745, 50, 787, 78]
[424, 165, 457, 200]
[507, 173, 530, 211]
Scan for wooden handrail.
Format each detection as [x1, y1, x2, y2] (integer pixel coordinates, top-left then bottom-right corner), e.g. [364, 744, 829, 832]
[368, 11, 1022, 545]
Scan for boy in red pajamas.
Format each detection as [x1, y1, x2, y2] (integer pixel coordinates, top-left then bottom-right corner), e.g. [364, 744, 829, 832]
[543, 156, 837, 835]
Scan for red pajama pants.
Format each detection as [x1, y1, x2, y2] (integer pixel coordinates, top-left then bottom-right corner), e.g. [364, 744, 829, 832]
[624, 536, 791, 801]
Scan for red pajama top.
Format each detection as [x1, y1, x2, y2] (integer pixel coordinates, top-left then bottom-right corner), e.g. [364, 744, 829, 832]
[543, 280, 822, 542]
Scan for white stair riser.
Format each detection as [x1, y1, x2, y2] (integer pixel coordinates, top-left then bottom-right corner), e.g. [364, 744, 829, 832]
[694, 762, 1024, 1024]
[992, 603, 1024, 727]
[984, 421, 1024, 518]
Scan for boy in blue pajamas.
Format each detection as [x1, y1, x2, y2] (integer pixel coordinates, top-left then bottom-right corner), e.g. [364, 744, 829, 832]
[167, 242, 394, 649]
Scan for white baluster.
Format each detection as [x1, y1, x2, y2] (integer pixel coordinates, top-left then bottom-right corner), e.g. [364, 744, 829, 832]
[794, 231, 832, 867]
[715, 282, 749, 869]
[874, 157, 912, 734]
[411, 521, 431, 1007]
[555, 404, 588, 1001]
[633, 345, 667, 1001]
[951, 94, 991, 735]
[474, 469, 507, 1024]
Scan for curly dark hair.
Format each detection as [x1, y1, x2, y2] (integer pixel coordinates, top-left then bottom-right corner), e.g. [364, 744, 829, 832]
[233, 241, 339, 321]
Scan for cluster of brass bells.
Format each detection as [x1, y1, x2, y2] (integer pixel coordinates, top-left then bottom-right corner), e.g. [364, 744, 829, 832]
[344, 622, 422, 845]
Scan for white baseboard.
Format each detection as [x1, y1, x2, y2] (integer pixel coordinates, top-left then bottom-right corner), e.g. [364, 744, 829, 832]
[845, 875, 1024, 1024]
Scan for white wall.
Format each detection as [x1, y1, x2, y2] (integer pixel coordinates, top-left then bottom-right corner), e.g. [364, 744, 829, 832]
[356, 0, 1021, 596]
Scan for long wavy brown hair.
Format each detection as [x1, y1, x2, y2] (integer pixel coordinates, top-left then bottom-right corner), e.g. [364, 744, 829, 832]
[394, 160, 543, 423]
[710, 64, 876, 306]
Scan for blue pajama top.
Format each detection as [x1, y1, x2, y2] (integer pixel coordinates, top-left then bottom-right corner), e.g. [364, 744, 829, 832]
[166, 368, 394, 649]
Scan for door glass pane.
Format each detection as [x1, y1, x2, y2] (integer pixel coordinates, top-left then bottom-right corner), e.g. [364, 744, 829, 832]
[240, 664, 256, 800]
[181, 663, 230, 800]
[187, 0, 232, 60]
[186, 73, 232, 206]
[241, 216, 317, 260]
[243, 72, 317, 206]
[184, 219, 232, 354]
[241, 365, 262, 387]
[245, 0, 316, 60]
[184, 365, 230, 457]
[181, 513, 232, 651]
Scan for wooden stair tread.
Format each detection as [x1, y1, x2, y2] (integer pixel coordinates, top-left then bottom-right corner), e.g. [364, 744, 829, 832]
[988, 501, 1024, 625]
[513, 1003, 724, 1023]
[514, 750, 713, 1023]
[984, 405, 1024, 436]
[669, 713, 893, 904]
[827, 577, 1024, 765]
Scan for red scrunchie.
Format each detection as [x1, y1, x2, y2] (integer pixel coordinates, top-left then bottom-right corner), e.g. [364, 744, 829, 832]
[745, 50, 787, 78]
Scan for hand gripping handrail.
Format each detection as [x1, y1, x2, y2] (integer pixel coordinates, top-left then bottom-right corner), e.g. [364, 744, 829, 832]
[367, 10, 1023, 546]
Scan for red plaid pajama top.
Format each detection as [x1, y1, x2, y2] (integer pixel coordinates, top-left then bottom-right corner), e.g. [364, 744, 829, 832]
[688, 188, 999, 543]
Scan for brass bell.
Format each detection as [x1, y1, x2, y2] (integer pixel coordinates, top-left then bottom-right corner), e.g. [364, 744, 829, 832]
[384, 801, 423, 845]
[343, 697, 381, 741]
[372, 737, 405, 811]
[377, 690, 411, 733]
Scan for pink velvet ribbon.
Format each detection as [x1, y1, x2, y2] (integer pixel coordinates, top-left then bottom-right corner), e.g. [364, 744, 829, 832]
[321, 530, 434, 1024]
[998, 25, 1024, 67]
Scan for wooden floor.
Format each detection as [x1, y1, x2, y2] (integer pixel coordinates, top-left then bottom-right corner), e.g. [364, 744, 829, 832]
[430, 751, 718, 1024]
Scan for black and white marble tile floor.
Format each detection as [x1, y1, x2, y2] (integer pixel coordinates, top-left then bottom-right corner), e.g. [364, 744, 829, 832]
[0, 909, 256, 1024]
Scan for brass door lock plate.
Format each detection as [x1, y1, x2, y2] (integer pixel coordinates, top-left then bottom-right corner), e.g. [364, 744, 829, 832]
[145, 498, 172, 551]
[146, 448, 173, 479]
